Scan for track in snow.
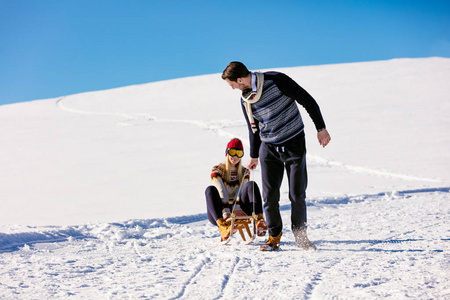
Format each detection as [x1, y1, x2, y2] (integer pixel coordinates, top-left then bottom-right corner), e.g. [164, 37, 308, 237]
[55, 96, 441, 184]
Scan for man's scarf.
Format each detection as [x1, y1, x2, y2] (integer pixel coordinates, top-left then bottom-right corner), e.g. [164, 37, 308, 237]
[242, 72, 264, 133]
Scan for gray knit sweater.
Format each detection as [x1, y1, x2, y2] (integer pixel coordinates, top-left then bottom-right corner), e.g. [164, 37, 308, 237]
[241, 71, 326, 158]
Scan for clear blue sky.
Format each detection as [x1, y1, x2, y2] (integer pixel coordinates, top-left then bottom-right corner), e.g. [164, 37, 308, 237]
[1, 0, 449, 105]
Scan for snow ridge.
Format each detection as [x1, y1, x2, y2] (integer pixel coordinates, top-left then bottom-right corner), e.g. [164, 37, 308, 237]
[1, 187, 447, 253]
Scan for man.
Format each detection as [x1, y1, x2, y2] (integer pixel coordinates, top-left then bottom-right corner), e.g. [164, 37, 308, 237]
[222, 61, 331, 251]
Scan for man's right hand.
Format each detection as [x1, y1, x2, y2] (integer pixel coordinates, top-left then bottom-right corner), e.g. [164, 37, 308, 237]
[247, 158, 259, 170]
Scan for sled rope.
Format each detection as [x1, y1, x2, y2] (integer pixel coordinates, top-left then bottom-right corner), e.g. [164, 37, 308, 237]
[225, 170, 257, 243]
[230, 170, 255, 217]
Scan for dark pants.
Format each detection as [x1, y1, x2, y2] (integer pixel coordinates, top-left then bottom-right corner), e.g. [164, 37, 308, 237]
[259, 132, 308, 236]
[205, 181, 263, 226]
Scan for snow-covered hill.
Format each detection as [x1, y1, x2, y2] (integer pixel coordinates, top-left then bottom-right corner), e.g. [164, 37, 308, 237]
[0, 58, 449, 299]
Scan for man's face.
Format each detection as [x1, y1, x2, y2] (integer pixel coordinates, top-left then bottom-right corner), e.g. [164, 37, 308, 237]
[225, 78, 250, 91]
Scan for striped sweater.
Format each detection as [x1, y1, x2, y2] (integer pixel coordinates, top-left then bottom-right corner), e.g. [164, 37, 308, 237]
[241, 72, 326, 158]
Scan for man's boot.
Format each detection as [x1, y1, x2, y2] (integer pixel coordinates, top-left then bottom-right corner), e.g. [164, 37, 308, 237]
[293, 228, 317, 250]
[260, 232, 282, 251]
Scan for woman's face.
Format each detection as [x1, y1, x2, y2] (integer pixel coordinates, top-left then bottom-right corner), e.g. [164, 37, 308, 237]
[227, 154, 241, 166]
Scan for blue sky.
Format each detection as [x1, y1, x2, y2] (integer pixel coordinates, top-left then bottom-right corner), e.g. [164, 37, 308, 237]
[1, 0, 449, 105]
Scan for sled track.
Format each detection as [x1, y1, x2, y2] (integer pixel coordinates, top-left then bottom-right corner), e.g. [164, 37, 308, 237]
[170, 256, 211, 299]
[55, 96, 242, 139]
[54, 96, 441, 184]
[303, 257, 342, 300]
[214, 256, 240, 299]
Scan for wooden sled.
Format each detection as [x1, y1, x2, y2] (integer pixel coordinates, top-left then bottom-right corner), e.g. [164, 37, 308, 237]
[224, 213, 257, 244]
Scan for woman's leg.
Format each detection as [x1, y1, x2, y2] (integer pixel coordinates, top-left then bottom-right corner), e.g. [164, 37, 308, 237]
[205, 186, 223, 225]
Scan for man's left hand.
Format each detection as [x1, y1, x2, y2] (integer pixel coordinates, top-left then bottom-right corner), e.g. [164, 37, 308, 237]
[318, 129, 331, 148]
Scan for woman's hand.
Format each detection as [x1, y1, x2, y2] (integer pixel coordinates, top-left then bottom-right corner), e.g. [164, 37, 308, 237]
[222, 212, 231, 220]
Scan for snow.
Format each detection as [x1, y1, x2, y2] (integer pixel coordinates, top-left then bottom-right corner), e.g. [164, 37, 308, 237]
[0, 57, 449, 299]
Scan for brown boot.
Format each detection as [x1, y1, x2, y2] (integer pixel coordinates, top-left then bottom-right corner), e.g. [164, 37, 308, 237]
[259, 232, 282, 251]
[256, 213, 267, 237]
[293, 228, 317, 250]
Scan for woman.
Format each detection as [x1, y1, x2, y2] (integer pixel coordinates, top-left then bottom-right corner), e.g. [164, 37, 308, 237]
[205, 138, 267, 242]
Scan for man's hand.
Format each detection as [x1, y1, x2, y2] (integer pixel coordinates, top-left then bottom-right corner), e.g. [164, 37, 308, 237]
[318, 129, 331, 148]
[247, 158, 259, 170]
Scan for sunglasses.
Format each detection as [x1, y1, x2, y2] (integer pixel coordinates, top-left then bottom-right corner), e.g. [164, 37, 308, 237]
[227, 148, 244, 158]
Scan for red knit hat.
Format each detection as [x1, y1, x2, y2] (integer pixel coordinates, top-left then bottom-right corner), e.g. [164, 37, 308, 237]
[225, 138, 244, 156]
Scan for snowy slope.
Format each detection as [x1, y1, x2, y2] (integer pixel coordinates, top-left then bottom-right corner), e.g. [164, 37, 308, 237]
[0, 58, 449, 299]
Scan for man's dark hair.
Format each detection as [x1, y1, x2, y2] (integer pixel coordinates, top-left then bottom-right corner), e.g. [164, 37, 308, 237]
[221, 61, 250, 81]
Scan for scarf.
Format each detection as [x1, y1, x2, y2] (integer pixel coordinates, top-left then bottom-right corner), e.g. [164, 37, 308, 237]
[242, 72, 264, 133]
